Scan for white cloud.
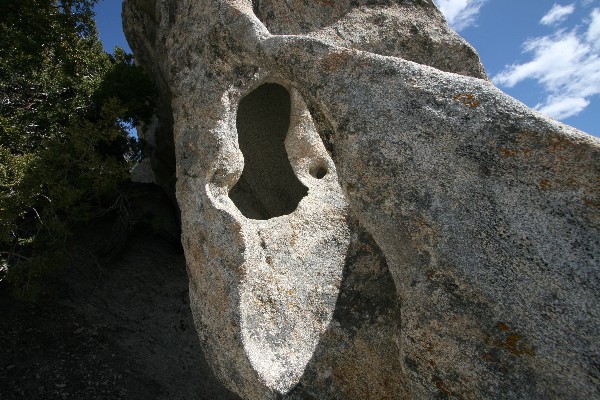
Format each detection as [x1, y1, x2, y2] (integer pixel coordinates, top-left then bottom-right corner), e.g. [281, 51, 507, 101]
[493, 8, 600, 120]
[587, 8, 600, 48]
[434, 0, 487, 31]
[536, 96, 590, 119]
[540, 3, 576, 26]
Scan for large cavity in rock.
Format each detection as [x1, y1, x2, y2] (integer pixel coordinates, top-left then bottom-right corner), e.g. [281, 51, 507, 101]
[229, 83, 308, 220]
[123, 0, 600, 398]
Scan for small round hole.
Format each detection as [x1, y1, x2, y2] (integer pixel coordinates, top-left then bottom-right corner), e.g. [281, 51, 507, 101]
[310, 163, 328, 179]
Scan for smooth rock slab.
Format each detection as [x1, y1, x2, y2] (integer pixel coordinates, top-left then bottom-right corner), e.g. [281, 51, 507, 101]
[124, 0, 600, 398]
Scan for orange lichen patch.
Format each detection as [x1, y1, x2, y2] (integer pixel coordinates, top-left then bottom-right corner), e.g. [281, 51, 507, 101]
[435, 380, 452, 396]
[546, 135, 572, 154]
[499, 148, 519, 158]
[499, 131, 545, 159]
[584, 198, 600, 209]
[497, 322, 510, 332]
[410, 217, 439, 248]
[489, 331, 535, 357]
[584, 197, 600, 224]
[501, 131, 597, 196]
[484, 323, 535, 358]
[453, 93, 481, 108]
[481, 352, 497, 363]
[323, 51, 352, 72]
[331, 331, 407, 400]
[538, 179, 552, 190]
[517, 130, 589, 164]
[516, 130, 539, 142]
[499, 147, 534, 158]
[499, 334, 535, 357]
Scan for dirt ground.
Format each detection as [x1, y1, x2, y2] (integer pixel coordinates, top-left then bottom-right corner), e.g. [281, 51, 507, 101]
[0, 223, 241, 400]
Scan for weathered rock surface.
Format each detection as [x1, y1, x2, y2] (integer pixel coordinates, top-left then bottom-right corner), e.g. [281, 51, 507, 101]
[123, 0, 600, 398]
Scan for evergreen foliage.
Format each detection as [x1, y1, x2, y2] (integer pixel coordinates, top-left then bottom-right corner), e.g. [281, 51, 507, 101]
[0, 0, 155, 298]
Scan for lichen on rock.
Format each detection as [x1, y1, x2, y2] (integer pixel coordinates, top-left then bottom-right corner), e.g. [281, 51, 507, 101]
[123, 0, 600, 398]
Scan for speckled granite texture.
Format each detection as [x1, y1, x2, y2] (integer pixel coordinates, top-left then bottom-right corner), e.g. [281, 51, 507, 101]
[123, 0, 600, 398]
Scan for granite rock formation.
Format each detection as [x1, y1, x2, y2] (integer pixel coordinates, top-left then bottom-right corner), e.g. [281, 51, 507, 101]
[123, 0, 600, 398]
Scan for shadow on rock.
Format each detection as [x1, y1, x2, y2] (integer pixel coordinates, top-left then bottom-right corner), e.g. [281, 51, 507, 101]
[284, 218, 406, 400]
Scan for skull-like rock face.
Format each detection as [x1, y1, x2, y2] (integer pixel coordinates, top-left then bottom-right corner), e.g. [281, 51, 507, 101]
[124, 1, 600, 399]
[200, 78, 351, 394]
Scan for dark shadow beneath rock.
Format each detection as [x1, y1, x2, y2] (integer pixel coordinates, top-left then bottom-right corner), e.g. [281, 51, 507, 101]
[0, 226, 240, 400]
[284, 218, 406, 399]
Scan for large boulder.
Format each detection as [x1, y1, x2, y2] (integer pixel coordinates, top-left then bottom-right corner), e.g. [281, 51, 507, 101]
[123, 0, 600, 398]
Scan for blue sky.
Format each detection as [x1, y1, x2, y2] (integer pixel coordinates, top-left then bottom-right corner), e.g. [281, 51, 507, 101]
[94, 0, 600, 137]
[94, 1, 131, 53]
[436, 0, 600, 137]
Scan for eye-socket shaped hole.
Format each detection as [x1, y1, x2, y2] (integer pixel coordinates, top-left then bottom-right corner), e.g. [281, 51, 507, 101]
[309, 162, 328, 179]
[229, 83, 308, 220]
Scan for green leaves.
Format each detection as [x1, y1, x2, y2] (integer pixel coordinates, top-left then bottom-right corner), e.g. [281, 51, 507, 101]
[0, 0, 155, 298]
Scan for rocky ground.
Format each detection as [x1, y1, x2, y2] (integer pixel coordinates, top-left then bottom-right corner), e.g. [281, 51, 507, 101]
[0, 188, 240, 400]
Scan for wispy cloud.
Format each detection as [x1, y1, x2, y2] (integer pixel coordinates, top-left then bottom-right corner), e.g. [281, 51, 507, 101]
[536, 96, 590, 118]
[493, 7, 600, 120]
[540, 3, 575, 26]
[434, 0, 487, 31]
[587, 8, 600, 48]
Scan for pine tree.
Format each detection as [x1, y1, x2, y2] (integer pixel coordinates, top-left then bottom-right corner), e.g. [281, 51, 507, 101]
[0, 0, 154, 298]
